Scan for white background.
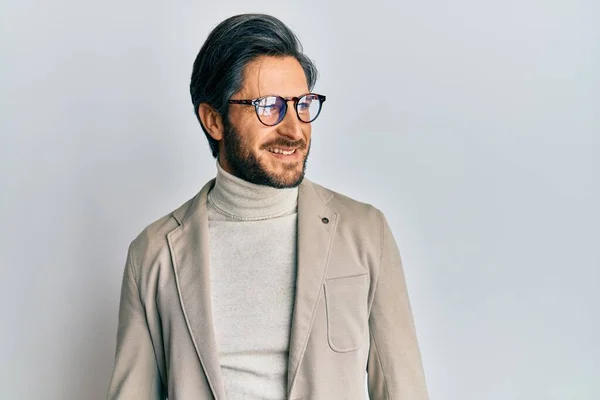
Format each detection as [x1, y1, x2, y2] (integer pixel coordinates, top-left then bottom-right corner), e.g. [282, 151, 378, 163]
[1, 0, 598, 399]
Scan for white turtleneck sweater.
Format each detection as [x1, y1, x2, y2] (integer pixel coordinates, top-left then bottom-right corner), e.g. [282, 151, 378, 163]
[207, 161, 298, 400]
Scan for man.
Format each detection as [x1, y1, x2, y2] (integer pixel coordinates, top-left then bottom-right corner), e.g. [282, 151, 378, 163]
[107, 13, 428, 400]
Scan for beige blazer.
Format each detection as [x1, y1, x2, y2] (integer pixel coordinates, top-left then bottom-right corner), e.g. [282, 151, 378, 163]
[107, 178, 428, 399]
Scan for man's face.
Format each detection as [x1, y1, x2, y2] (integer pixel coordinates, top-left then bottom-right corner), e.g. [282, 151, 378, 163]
[220, 56, 312, 188]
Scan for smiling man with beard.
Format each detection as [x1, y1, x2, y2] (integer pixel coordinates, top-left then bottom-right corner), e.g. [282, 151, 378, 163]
[107, 13, 428, 400]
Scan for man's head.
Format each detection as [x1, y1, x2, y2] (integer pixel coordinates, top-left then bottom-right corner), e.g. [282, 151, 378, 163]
[190, 14, 321, 188]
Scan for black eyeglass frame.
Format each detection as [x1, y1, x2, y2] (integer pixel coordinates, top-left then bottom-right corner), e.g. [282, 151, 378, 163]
[228, 93, 327, 126]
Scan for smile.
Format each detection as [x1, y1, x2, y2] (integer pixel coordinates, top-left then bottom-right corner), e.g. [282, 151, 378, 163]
[268, 147, 297, 155]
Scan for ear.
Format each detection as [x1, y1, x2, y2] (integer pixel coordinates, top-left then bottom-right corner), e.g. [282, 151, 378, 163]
[198, 103, 224, 141]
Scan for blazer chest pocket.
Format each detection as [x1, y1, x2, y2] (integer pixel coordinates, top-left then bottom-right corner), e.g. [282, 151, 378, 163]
[324, 273, 369, 352]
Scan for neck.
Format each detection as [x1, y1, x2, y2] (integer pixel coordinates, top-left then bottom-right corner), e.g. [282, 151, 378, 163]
[207, 160, 298, 220]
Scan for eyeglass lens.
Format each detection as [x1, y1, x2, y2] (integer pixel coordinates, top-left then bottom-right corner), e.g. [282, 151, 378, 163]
[256, 94, 322, 126]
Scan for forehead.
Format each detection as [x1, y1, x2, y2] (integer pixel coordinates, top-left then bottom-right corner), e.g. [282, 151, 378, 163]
[238, 55, 309, 98]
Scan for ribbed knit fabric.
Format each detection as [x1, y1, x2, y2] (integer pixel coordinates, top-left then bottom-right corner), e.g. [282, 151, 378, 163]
[206, 161, 298, 399]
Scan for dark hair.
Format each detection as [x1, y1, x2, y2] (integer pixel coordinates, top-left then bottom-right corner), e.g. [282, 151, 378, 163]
[190, 13, 319, 158]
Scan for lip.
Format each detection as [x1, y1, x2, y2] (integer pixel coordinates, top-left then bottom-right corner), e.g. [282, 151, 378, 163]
[266, 148, 302, 161]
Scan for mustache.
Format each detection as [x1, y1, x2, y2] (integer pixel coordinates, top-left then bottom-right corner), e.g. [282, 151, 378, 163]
[262, 138, 307, 150]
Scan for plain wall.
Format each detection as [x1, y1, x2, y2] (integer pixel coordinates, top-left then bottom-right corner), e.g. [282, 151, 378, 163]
[1, 0, 598, 399]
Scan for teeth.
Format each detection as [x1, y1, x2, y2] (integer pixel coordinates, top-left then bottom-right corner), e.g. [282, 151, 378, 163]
[269, 148, 296, 155]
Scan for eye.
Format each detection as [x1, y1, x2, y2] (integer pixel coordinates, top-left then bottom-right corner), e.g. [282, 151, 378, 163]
[258, 104, 280, 117]
[298, 101, 311, 112]
[258, 97, 282, 114]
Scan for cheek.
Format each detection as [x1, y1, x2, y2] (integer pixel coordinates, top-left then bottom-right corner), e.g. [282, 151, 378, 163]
[239, 120, 275, 150]
[230, 110, 263, 145]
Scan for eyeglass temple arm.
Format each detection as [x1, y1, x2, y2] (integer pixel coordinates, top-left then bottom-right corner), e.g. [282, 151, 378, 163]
[228, 99, 255, 105]
[228, 95, 325, 108]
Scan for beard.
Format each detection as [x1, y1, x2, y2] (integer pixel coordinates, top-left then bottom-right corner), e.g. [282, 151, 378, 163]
[220, 118, 310, 188]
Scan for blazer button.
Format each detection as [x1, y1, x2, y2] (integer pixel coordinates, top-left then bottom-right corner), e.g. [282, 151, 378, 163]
[321, 217, 329, 224]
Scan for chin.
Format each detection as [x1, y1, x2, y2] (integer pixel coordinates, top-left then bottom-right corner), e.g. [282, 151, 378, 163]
[266, 162, 305, 187]
[266, 170, 305, 188]
[229, 149, 308, 189]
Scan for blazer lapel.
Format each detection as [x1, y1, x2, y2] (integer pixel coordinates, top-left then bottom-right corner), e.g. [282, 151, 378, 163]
[287, 179, 337, 396]
[167, 179, 226, 399]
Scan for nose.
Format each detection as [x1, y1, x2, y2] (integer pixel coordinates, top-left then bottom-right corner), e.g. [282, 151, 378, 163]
[276, 102, 305, 141]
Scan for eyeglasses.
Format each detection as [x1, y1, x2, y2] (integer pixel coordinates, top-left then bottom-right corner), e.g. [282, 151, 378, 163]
[228, 93, 326, 126]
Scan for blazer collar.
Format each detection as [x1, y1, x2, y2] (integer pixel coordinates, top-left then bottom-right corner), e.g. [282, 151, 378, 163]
[167, 179, 225, 398]
[286, 179, 337, 397]
[168, 178, 336, 399]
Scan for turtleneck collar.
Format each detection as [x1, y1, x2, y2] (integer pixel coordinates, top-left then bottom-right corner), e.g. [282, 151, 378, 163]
[207, 160, 299, 220]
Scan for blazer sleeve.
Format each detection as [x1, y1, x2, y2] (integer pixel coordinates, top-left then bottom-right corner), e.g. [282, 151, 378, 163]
[107, 243, 166, 400]
[366, 210, 429, 399]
